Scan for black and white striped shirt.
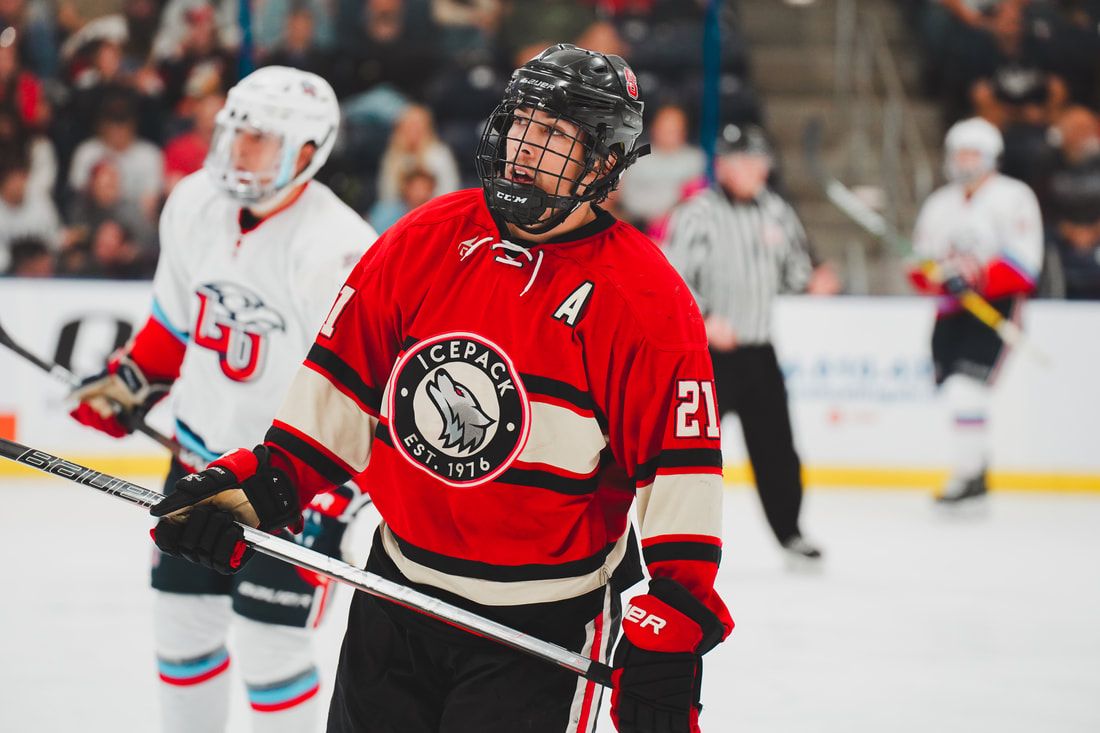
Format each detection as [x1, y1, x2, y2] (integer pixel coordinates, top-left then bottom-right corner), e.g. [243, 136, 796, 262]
[664, 187, 814, 345]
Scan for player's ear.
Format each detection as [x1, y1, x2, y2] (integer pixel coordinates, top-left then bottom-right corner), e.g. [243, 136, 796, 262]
[295, 142, 318, 177]
[579, 152, 617, 192]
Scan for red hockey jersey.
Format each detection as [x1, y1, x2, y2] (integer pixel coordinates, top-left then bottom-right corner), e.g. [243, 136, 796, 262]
[264, 189, 732, 632]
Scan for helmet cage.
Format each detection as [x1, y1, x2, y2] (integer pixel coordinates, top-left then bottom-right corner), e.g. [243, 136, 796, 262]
[476, 70, 643, 234]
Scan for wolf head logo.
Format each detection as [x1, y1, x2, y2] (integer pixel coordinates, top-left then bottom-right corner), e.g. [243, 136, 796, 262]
[426, 368, 496, 454]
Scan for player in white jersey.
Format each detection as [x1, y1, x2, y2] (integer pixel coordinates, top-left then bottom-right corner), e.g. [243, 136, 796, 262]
[909, 117, 1043, 504]
[69, 66, 378, 733]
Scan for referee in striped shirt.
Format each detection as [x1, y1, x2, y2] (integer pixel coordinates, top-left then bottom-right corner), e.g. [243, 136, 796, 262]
[664, 123, 831, 564]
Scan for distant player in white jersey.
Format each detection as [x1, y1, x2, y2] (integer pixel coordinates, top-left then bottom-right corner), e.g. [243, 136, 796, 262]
[909, 117, 1042, 504]
[69, 67, 378, 732]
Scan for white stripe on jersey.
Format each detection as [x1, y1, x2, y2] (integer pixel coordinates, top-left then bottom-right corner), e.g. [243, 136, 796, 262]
[636, 472, 725, 540]
[518, 402, 607, 476]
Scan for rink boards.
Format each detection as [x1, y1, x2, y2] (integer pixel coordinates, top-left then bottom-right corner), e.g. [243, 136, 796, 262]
[0, 279, 1097, 491]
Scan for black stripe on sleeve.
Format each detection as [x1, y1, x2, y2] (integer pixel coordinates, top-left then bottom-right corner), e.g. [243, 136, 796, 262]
[643, 541, 722, 566]
[306, 343, 383, 412]
[266, 425, 353, 487]
[634, 448, 724, 485]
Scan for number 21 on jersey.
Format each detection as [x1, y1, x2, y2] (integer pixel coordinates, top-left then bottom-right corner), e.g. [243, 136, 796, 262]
[675, 379, 720, 439]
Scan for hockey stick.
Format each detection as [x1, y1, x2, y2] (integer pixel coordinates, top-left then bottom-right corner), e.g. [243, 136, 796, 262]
[801, 117, 1050, 365]
[0, 438, 615, 688]
[0, 319, 183, 454]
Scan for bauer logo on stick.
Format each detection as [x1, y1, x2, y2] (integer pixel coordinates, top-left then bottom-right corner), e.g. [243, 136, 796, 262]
[388, 332, 530, 488]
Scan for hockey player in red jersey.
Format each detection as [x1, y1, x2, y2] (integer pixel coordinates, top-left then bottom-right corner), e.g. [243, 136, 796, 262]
[149, 44, 734, 732]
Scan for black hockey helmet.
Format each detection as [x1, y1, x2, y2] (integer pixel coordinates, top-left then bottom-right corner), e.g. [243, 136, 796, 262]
[475, 43, 647, 234]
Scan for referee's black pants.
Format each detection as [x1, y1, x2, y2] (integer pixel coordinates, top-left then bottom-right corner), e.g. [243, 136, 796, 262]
[710, 343, 804, 545]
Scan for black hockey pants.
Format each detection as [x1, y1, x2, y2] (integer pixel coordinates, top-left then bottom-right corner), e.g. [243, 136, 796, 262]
[326, 533, 620, 732]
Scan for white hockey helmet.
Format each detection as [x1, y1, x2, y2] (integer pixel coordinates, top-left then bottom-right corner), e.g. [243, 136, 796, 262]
[943, 117, 1003, 184]
[205, 66, 339, 208]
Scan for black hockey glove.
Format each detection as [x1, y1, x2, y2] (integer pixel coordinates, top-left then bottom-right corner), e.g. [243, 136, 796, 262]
[610, 578, 727, 733]
[150, 446, 301, 574]
[151, 504, 254, 574]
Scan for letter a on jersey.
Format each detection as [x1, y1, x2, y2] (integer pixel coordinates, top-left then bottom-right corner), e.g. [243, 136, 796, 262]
[552, 281, 594, 327]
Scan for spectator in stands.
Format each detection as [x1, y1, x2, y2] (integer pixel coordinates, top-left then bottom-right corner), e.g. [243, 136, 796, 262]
[1024, 0, 1100, 109]
[618, 103, 704, 229]
[0, 150, 59, 268]
[431, 0, 502, 61]
[934, 0, 1036, 125]
[333, 0, 439, 99]
[67, 157, 157, 251]
[0, 0, 58, 79]
[163, 89, 222, 193]
[1043, 160, 1100, 300]
[60, 34, 164, 157]
[498, 0, 596, 67]
[261, 3, 334, 79]
[1050, 105, 1100, 169]
[154, 0, 241, 65]
[60, 218, 155, 278]
[4, 233, 52, 276]
[253, 0, 336, 60]
[368, 166, 435, 232]
[0, 24, 48, 131]
[972, 64, 1065, 131]
[68, 94, 164, 222]
[973, 65, 1062, 199]
[122, 0, 163, 66]
[157, 2, 236, 112]
[377, 103, 459, 202]
[0, 106, 55, 198]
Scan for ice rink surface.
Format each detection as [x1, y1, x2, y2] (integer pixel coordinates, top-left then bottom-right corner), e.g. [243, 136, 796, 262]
[2, 477, 1099, 733]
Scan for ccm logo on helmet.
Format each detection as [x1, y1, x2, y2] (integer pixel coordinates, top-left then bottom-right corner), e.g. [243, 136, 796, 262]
[624, 604, 667, 634]
[496, 191, 529, 203]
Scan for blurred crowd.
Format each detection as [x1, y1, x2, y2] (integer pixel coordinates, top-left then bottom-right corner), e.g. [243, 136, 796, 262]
[0, 0, 1097, 301]
[0, 0, 761, 279]
[910, 0, 1100, 298]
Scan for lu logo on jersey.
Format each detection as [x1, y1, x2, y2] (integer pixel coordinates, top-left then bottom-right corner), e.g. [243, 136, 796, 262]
[388, 332, 530, 487]
[193, 282, 286, 381]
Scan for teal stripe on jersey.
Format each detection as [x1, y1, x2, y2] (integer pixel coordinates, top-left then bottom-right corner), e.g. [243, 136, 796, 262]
[175, 419, 221, 463]
[151, 299, 190, 343]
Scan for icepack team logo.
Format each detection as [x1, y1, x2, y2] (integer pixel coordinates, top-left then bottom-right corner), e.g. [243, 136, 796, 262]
[194, 282, 285, 381]
[388, 332, 530, 487]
